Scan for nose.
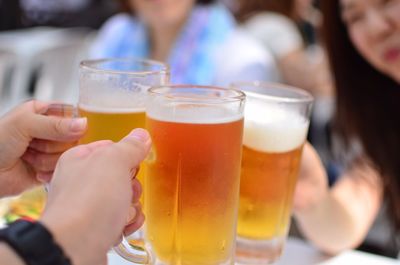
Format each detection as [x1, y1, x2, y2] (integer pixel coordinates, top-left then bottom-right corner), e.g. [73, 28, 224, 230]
[385, 1, 400, 28]
[366, 9, 394, 40]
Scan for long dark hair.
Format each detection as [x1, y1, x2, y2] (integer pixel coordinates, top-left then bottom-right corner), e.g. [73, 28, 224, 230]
[235, 0, 295, 22]
[322, 0, 400, 228]
[117, 0, 216, 13]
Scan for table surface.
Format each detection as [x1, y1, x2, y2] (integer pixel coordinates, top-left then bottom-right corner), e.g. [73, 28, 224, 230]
[1, 201, 398, 264]
[107, 238, 399, 265]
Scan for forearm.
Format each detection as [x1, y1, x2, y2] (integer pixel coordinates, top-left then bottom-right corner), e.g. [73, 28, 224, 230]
[41, 211, 95, 265]
[0, 242, 25, 265]
[294, 166, 381, 255]
[294, 192, 365, 254]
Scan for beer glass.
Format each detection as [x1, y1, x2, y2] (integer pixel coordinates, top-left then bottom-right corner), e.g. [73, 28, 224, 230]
[145, 85, 245, 265]
[79, 58, 169, 263]
[232, 82, 313, 264]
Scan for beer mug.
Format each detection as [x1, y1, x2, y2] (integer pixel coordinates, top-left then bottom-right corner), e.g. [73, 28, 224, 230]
[144, 85, 245, 265]
[78, 58, 169, 263]
[232, 82, 313, 264]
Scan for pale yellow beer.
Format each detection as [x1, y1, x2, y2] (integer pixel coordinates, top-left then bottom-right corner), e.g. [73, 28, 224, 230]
[237, 102, 308, 239]
[78, 105, 146, 186]
[78, 105, 145, 143]
[79, 58, 169, 264]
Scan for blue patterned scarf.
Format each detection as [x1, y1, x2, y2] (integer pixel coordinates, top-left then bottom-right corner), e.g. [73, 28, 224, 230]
[91, 4, 235, 85]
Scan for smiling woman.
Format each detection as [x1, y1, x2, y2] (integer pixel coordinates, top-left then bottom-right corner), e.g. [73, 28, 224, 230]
[292, 0, 400, 255]
[340, 0, 400, 83]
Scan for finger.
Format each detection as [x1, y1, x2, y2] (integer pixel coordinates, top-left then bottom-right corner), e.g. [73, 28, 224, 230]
[126, 203, 142, 225]
[40, 103, 77, 118]
[132, 180, 142, 204]
[4, 161, 40, 196]
[131, 166, 140, 179]
[124, 212, 145, 236]
[23, 114, 87, 142]
[126, 206, 137, 224]
[22, 149, 62, 172]
[36, 171, 54, 183]
[113, 128, 151, 170]
[29, 139, 78, 154]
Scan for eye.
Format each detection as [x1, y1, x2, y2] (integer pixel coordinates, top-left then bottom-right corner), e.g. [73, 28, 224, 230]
[343, 11, 365, 25]
[383, 0, 400, 11]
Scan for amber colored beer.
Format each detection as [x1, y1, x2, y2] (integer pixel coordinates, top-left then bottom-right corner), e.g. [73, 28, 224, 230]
[78, 105, 146, 185]
[145, 115, 244, 265]
[237, 104, 308, 240]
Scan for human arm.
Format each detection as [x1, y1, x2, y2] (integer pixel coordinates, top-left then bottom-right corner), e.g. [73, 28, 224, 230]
[278, 46, 333, 97]
[293, 143, 382, 254]
[0, 101, 86, 197]
[0, 129, 149, 265]
[0, 243, 24, 265]
[0, 128, 150, 265]
[242, 12, 333, 97]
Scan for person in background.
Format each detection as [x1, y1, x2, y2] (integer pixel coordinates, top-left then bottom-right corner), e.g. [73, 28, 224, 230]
[90, 0, 277, 86]
[293, 0, 400, 255]
[0, 101, 149, 265]
[235, 0, 338, 188]
[235, 0, 332, 97]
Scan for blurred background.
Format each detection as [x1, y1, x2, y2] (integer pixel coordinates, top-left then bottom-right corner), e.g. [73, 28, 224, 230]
[0, 0, 398, 259]
[0, 0, 118, 113]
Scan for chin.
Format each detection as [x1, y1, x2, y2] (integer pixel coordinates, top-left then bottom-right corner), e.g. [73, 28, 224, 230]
[392, 74, 400, 84]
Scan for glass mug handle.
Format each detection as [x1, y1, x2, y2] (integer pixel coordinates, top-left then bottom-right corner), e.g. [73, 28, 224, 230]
[41, 103, 78, 192]
[42, 103, 151, 264]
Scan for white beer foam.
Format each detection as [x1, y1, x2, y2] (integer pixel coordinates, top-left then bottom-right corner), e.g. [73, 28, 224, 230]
[79, 104, 144, 114]
[147, 104, 243, 124]
[243, 102, 309, 153]
[80, 89, 147, 109]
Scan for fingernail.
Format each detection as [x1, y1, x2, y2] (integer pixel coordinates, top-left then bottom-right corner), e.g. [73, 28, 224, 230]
[128, 128, 149, 143]
[69, 118, 87, 132]
[37, 173, 52, 183]
[126, 206, 137, 223]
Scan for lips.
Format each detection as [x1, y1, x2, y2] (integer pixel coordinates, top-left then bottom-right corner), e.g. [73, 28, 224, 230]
[383, 48, 400, 63]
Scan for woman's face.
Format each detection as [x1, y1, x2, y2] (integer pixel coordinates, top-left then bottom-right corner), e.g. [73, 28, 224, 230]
[340, 0, 400, 83]
[130, 0, 196, 29]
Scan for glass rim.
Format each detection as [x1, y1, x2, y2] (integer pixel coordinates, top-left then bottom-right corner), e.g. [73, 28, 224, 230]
[232, 81, 314, 104]
[148, 84, 246, 102]
[79, 57, 170, 76]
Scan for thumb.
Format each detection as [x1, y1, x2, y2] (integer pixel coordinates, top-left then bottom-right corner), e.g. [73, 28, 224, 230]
[113, 128, 152, 170]
[25, 115, 87, 142]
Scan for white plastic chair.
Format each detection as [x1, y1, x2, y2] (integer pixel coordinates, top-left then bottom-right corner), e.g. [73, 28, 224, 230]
[0, 50, 17, 114]
[0, 27, 94, 112]
[32, 28, 95, 104]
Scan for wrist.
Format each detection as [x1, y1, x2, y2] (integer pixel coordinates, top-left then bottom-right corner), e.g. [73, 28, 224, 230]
[41, 207, 102, 265]
[0, 242, 25, 265]
[0, 219, 71, 265]
[41, 211, 90, 265]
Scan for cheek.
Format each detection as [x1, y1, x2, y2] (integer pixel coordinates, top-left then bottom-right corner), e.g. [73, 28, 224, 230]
[349, 27, 376, 64]
[349, 27, 366, 53]
[388, 5, 400, 27]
